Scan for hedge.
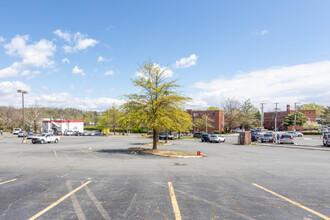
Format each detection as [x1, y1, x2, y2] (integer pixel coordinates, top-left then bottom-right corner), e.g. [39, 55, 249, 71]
[302, 132, 321, 135]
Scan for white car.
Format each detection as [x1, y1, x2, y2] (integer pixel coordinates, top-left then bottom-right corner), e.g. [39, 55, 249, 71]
[285, 131, 303, 137]
[31, 133, 60, 144]
[12, 128, 21, 135]
[64, 130, 73, 136]
[209, 134, 225, 143]
[279, 134, 294, 144]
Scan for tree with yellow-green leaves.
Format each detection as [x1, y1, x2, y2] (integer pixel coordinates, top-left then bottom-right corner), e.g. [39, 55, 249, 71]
[120, 61, 192, 149]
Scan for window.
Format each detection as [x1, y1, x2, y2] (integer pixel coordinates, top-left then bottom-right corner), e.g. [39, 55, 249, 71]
[212, 112, 215, 116]
[212, 125, 215, 128]
[308, 112, 311, 114]
[200, 113, 203, 116]
[212, 119, 215, 122]
[193, 113, 198, 117]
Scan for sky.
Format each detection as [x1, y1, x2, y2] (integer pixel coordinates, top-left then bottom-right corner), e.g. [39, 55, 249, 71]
[0, 0, 329, 112]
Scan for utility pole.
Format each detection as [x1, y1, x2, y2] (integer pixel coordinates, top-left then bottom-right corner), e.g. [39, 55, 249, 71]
[294, 102, 299, 133]
[274, 103, 278, 144]
[205, 114, 208, 133]
[261, 103, 265, 130]
[17, 89, 28, 143]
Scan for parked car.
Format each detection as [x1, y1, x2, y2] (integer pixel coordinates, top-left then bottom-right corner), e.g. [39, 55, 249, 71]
[17, 131, 28, 137]
[64, 130, 73, 136]
[285, 131, 303, 137]
[12, 128, 21, 135]
[31, 133, 60, 144]
[260, 133, 274, 143]
[231, 128, 242, 133]
[279, 134, 294, 144]
[193, 132, 202, 138]
[27, 131, 34, 139]
[74, 131, 82, 136]
[159, 132, 173, 140]
[201, 133, 212, 142]
[251, 132, 260, 141]
[318, 128, 329, 133]
[323, 133, 330, 146]
[209, 134, 225, 143]
[55, 131, 62, 136]
[93, 130, 101, 136]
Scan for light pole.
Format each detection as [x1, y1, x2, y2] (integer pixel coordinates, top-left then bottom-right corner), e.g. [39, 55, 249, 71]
[293, 102, 300, 132]
[17, 89, 28, 143]
[261, 103, 265, 130]
[274, 103, 278, 144]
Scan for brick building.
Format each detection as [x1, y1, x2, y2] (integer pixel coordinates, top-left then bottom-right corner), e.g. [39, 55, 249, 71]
[186, 109, 225, 133]
[264, 105, 316, 131]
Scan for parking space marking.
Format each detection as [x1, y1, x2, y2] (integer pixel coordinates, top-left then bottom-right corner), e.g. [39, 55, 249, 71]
[253, 183, 330, 220]
[66, 180, 86, 220]
[168, 182, 182, 220]
[0, 178, 17, 185]
[81, 181, 111, 220]
[53, 150, 57, 158]
[29, 181, 91, 220]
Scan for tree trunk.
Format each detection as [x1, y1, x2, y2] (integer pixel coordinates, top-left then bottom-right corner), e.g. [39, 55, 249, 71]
[178, 131, 181, 139]
[153, 129, 157, 150]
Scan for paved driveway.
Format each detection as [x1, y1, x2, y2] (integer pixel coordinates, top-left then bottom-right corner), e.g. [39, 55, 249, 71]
[0, 135, 330, 219]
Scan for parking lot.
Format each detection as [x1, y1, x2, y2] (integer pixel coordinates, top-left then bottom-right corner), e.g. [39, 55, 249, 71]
[0, 135, 330, 220]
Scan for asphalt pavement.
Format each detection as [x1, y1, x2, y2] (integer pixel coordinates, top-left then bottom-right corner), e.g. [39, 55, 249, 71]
[0, 135, 330, 220]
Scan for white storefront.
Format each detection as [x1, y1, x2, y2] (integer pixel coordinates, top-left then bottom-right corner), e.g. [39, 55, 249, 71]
[42, 119, 84, 133]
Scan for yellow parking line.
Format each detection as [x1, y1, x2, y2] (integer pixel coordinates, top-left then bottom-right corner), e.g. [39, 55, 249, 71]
[29, 181, 91, 220]
[168, 182, 182, 220]
[0, 178, 17, 185]
[253, 183, 330, 220]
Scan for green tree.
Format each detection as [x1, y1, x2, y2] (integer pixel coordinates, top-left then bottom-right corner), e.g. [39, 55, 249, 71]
[239, 99, 257, 129]
[99, 106, 120, 134]
[299, 103, 324, 118]
[194, 114, 212, 132]
[207, 106, 220, 110]
[321, 106, 330, 124]
[120, 61, 191, 149]
[253, 110, 261, 127]
[282, 112, 308, 127]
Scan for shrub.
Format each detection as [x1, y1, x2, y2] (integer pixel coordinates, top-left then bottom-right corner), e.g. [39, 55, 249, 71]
[302, 132, 321, 135]
[214, 130, 220, 134]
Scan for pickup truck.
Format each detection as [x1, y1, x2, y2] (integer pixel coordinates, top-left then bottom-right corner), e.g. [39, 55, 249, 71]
[31, 133, 60, 144]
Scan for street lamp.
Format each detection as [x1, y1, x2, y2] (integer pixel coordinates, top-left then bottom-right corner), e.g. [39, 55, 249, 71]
[17, 89, 28, 143]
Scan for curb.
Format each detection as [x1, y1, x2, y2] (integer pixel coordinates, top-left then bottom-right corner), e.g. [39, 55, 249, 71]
[256, 143, 330, 151]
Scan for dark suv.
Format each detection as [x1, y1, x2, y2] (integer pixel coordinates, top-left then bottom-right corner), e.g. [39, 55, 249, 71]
[323, 133, 330, 146]
[193, 132, 202, 138]
[201, 133, 212, 142]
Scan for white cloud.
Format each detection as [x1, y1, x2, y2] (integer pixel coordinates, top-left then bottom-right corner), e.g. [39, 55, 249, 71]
[62, 58, 70, 64]
[0, 36, 4, 43]
[0, 35, 56, 78]
[105, 70, 115, 76]
[72, 65, 85, 76]
[0, 81, 125, 110]
[54, 29, 71, 42]
[97, 56, 105, 62]
[190, 60, 330, 108]
[70, 85, 75, 90]
[253, 29, 269, 36]
[54, 30, 99, 53]
[0, 81, 31, 104]
[174, 54, 198, 69]
[136, 63, 173, 78]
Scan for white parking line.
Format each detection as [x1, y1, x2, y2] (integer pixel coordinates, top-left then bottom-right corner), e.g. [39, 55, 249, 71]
[66, 180, 86, 220]
[81, 181, 111, 220]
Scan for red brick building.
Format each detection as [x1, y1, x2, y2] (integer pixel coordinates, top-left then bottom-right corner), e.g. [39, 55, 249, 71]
[264, 105, 316, 131]
[186, 109, 225, 133]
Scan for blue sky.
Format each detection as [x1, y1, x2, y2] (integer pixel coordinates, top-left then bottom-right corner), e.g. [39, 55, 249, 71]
[0, 0, 329, 111]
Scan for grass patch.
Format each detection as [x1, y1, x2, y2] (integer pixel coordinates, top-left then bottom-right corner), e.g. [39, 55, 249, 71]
[175, 136, 196, 140]
[128, 147, 197, 157]
[137, 135, 153, 139]
[144, 142, 171, 146]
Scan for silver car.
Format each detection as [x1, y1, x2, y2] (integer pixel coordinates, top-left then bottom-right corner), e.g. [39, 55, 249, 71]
[279, 134, 294, 144]
[209, 134, 225, 143]
[285, 131, 303, 137]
